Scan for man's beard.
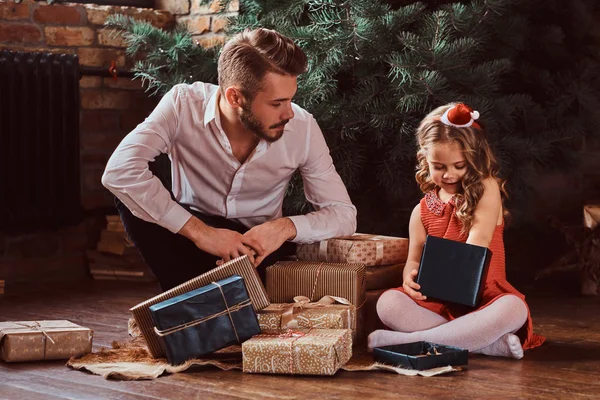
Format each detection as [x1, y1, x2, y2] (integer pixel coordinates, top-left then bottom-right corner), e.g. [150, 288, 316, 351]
[240, 103, 289, 143]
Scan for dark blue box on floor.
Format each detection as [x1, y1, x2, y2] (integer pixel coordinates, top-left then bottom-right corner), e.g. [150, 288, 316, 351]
[149, 275, 261, 365]
[416, 235, 492, 308]
[373, 341, 468, 370]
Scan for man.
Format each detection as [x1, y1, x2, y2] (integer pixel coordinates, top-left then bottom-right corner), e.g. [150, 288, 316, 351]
[102, 28, 357, 291]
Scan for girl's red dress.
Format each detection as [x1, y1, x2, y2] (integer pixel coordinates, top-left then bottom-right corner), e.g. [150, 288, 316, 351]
[395, 190, 545, 350]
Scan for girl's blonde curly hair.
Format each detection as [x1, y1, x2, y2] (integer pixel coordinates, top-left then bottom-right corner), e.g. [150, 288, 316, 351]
[415, 103, 508, 232]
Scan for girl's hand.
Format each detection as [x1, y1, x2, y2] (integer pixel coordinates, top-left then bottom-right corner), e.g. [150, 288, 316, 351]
[403, 269, 427, 301]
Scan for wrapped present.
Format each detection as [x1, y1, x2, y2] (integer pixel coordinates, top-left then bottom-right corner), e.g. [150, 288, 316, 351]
[266, 261, 366, 307]
[257, 295, 356, 339]
[242, 328, 352, 375]
[296, 234, 409, 266]
[0, 320, 92, 362]
[150, 275, 261, 365]
[366, 263, 404, 290]
[131, 255, 269, 358]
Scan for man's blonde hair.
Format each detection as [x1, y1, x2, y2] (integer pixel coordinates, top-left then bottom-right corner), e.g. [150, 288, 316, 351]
[218, 28, 308, 100]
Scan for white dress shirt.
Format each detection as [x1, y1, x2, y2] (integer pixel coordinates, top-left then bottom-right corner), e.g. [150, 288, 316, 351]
[102, 82, 357, 244]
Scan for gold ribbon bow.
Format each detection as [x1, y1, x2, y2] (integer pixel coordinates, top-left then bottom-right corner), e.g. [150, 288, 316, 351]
[279, 295, 352, 329]
[277, 329, 307, 339]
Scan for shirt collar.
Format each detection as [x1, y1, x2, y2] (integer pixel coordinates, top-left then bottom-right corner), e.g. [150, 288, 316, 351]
[425, 189, 463, 216]
[203, 88, 219, 127]
[204, 89, 286, 154]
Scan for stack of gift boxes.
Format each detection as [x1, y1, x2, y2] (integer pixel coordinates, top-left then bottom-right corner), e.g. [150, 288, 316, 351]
[294, 234, 409, 338]
[0, 233, 408, 374]
[128, 233, 409, 376]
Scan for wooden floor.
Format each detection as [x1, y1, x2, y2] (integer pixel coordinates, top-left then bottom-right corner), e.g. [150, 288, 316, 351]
[0, 279, 599, 400]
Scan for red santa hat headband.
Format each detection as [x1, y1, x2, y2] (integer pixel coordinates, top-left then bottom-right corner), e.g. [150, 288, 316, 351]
[440, 103, 481, 129]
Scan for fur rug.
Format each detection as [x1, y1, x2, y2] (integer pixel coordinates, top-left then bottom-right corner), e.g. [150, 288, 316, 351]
[66, 320, 458, 380]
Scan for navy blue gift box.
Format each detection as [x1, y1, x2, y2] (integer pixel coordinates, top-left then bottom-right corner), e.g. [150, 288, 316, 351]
[416, 235, 492, 308]
[373, 341, 468, 370]
[149, 275, 261, 365]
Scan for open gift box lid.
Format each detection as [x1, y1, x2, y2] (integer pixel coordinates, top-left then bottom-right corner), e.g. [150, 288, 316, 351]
[373, 341, 468, 370]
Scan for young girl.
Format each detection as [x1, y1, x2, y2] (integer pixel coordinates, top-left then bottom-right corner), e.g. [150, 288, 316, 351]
[368, 103, 545, 358]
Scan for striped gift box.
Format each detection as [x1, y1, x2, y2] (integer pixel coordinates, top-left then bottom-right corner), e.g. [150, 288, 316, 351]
[265, 261, 366, 308]
[130, 256, 269, 358]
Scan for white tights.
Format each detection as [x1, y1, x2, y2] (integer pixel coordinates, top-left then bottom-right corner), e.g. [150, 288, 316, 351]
[368, 290, 528, 359]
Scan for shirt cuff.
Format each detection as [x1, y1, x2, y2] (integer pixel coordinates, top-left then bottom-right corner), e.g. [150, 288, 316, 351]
[287, 215, 313, 244]
[159, 202, 193, 233]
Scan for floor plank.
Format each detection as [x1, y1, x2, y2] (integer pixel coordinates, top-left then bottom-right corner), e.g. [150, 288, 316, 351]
[0, 279, 599, 399]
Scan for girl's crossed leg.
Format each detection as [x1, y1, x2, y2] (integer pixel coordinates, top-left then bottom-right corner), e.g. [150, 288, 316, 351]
[370, 290, 528, 359]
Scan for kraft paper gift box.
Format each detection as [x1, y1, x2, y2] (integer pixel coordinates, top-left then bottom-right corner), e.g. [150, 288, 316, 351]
[242, 328, 353, 375]
[416, 235, 491, 308]
[266, 261, 366, 340]
[0, 320, 92, 362]
[266, 261, 366, 307]
[131, 255, 269, 358]
[256, 295, 356, 339]
[296, 233, 409, 266]
[150, 275, 261, 365]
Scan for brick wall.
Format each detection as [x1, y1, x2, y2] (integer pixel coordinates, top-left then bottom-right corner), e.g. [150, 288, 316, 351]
[0, 0, 175, 209]
[0, 0, 176, 292]
[154, 0, 238, 48]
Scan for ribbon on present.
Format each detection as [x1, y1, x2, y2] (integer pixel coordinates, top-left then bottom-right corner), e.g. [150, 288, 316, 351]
[276, 329, 351, 375]
[318, 234, 388, 265]
[0, 322, 56, 344]
[310, 263, 325, 301]
[0, 321, 66, 360]
[251, 329, 308, 374]
[250, 328, 352, 375]
[260, 329, 312, 374]
[153, 281, 252, 341]
[306, 263, 367, 311]
[280, 329, 305, 374]
[277, 295, 352, 329]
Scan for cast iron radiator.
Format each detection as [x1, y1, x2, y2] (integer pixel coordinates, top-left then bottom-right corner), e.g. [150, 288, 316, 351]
[0, 50, 82, 233]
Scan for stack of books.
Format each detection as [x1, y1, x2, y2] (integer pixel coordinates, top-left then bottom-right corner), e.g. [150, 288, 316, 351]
[96, 215, 136, 256]
[88, 216, 156, 282]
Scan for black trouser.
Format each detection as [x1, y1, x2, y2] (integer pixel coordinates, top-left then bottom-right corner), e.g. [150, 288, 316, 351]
[116, 198, 295, 291]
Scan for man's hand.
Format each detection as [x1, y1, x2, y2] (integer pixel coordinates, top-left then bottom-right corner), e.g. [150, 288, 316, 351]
[242, 218, 297, 267]
[178, 216, 264, 264]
